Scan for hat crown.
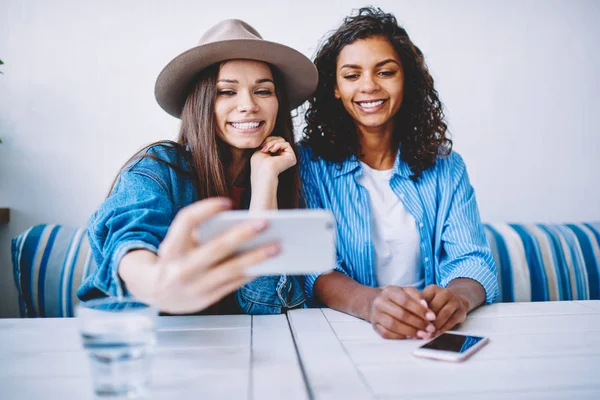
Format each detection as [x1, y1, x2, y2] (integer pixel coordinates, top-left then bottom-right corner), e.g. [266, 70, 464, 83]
[198, 19, 263, 45]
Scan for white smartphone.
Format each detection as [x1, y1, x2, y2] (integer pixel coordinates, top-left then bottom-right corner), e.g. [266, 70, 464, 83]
[198, 209, 336, 276]
[412, 332, 489, 362]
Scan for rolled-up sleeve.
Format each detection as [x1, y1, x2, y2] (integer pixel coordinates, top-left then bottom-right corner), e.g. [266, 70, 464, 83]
[437, 155, 499, 304]
[78, 167, 176, 300]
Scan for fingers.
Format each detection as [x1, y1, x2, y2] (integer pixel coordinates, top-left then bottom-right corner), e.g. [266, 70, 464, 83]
[434, 299, 468, 332]
[191, 275, 252, 312]
[385, 286, 436, 323]
[187, 241, 281, 294]
[178, 218, 273, 280]
[261, 136, 290, 153]
[190, 241, 283, 309]
[437, 305, 467, 334]
[373, 323, 407, 340]
[422, 285, 468, 332]
[370, 287, 437, 340]
[159, 198, 232, 262]
[376, 299, 434, 335]
[422, 285, 448, 313]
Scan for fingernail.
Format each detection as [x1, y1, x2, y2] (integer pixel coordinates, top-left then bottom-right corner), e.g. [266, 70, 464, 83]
[426, 324, 435, 333]
[426, 312, 436, 321]
[417, 330, 428, 339]
[266, 243, 280, 256]
[253, 219, 268, 232]
[420, 299, 428, 308]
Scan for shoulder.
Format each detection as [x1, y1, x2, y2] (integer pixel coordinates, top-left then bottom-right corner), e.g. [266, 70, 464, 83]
[298, 142, 347, 172]
[112, 141, 192, 195]
[428, 150, 468, 180]
[126, 142, 190, 173]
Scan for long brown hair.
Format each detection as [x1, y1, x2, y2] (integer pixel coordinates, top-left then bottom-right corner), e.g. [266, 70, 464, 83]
[110, 61, 301, 209]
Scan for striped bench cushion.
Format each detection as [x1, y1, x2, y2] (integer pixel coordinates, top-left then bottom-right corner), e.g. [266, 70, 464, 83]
[484, 223, 600, 302]
[10, 222, 600, 318]
[11, 224, 97, 317]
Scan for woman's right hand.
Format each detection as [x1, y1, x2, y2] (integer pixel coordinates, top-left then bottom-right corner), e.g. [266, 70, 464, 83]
[120, 198, 280, 314]
[368, 286, 438, 340]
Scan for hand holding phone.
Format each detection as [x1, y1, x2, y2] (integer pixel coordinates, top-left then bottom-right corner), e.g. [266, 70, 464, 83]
[413, 332, 489, 362]
[199, 209, 336, 276]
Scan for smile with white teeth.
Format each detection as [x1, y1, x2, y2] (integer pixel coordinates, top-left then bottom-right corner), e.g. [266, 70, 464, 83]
[229, 121, 262, 130]
[357, 100, 385, 108]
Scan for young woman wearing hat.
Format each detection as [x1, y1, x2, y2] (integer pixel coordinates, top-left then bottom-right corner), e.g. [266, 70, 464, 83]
[300, 7, 499, 339]
[77, 19, 318, 315]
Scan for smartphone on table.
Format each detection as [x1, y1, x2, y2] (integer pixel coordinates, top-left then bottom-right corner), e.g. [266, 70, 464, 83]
[199, 209, 336, 276]
[412, 332, 489, 362]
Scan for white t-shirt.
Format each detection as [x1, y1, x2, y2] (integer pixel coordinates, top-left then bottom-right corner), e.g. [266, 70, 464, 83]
[356, 162, 424, 289]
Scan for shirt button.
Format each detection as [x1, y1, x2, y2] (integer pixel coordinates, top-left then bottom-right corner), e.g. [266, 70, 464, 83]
[424, 257, 430, 262]
[419, 222, 424, 228]
[400, 194, 405, 199]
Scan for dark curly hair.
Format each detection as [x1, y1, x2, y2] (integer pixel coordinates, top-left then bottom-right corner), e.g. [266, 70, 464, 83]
[302, 7, 452, 181]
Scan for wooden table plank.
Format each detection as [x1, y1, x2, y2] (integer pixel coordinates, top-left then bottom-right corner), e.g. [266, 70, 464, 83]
[458, 313, 600, 336]
[251, 315, 309, 400]
[0, 377, 95, 400]
[155, 314, 251, 331]
[292, 302, 600, 399]
[287, 308, 373, 399]
[359, 354, 599, 398]
[577, 300, 600, 312]
[0, 315, 257, 399]
[378, 388, 600, 400]
[342, 330, 600, 365]
[469, 300, 597, 318]
[0, 318, 82, 353]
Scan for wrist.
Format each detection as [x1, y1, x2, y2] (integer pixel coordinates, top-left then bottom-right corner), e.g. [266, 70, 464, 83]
[250, 172, 278, 188]
[361, 287, 382, 322]
[447, 280, 482, 312]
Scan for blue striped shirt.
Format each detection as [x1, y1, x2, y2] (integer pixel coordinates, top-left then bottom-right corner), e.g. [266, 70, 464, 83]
[299, 144, 499, 305]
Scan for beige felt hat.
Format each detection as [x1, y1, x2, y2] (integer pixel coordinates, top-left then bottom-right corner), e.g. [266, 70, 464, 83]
[155, 19, 318, 118]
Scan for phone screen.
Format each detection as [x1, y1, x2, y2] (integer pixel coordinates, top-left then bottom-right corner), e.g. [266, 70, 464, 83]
[420, 333, 485, 353]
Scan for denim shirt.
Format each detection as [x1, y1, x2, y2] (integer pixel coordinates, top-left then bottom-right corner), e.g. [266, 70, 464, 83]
[77, 143, 305, 314]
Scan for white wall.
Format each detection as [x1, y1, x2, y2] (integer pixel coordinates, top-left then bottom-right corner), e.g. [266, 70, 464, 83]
[1, 0, 599, 317]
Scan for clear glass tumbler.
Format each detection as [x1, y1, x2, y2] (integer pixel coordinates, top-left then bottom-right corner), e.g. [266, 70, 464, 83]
[77, 298, 158, 398]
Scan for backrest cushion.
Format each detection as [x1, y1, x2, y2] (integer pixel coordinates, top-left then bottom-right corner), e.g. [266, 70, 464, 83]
[484, 223, 600, 302]
[11, 224, 97, 317]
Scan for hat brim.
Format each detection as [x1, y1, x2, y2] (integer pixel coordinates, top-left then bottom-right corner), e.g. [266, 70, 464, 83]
[155, 39, 318, 118]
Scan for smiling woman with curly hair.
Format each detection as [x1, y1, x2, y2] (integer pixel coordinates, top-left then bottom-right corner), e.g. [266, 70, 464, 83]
[299, 7, 498, 341]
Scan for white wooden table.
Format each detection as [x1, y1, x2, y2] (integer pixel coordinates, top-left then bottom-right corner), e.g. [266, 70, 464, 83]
[1, 301, 599, 399]
[288, 300, 600, 400]
[0, 314, 308, 399]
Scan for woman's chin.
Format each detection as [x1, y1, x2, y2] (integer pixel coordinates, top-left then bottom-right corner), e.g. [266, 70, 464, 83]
[228, 139, 265, 151]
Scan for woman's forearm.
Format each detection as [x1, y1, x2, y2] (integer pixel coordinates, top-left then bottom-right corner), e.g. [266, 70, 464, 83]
[249, 175, 278, 210]
[118, 249, 159, 303]
[314, 271, 381, 321]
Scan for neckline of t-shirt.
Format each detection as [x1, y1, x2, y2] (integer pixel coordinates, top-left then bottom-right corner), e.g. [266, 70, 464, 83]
[359, 161, 394, 178]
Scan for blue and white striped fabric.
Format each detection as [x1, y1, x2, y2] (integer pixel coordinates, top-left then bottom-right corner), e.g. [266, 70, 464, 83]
[484, 223, 600, 302]
[11, 224, 97, 317]
[299, 145, 499, 304]
[10, 221, 600, 318]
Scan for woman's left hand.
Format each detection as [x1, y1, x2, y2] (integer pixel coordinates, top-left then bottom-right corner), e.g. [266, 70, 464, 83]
[422, 284, 470, 334]
[250, 136, 297, 179]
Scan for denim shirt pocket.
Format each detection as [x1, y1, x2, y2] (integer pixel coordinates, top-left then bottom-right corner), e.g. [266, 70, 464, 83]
[237, 276, 283, 315]
[237, 275, 306, 314]
[278, 275, 306, 309]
